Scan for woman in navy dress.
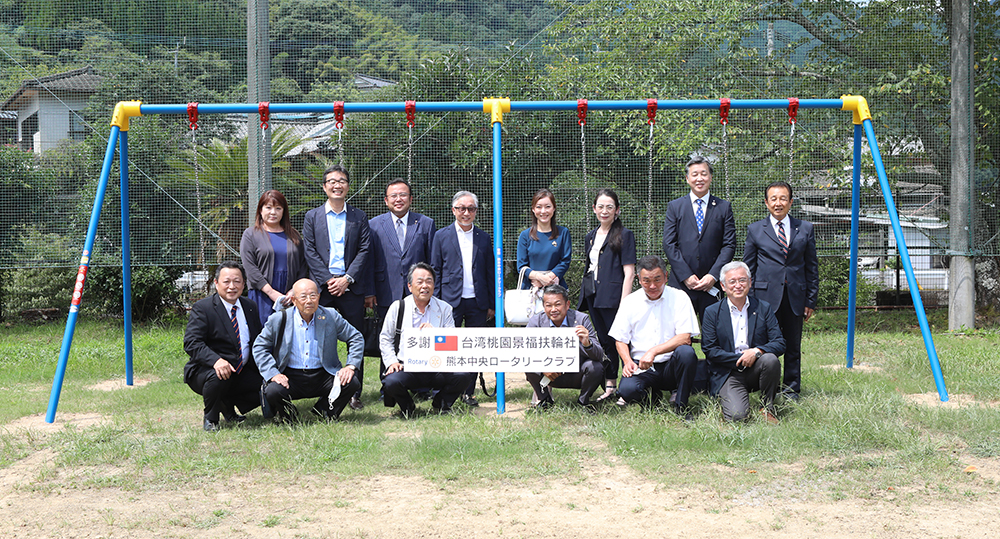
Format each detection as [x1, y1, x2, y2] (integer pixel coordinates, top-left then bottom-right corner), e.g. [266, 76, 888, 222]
[577, 188, 636, 402]
[516, 188, 572, 290]
[240, 190, 306, 326]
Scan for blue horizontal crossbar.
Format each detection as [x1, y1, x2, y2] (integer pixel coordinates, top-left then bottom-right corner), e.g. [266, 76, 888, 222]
[139, 99, 844, 117]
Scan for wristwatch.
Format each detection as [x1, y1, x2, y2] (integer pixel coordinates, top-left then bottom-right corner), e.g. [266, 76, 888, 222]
[345, 274, 355, 285]
[754, 349, 762, 359]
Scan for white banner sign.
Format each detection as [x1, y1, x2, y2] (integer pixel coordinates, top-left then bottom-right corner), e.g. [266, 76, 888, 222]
[401, 327, 580, 373]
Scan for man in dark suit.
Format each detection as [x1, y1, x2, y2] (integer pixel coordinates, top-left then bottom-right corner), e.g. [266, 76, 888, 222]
[702, 261, 784, 423]
[365, 178, 436, 320]
[525, 285, 605, 411]
[252, 278, 366, 423]
[662, 155, 736, 320]
[302, 164, 371, 409]
[183, 261, 263, 431]
[431, 190, 495, 406]
[744, 181, 819, 400]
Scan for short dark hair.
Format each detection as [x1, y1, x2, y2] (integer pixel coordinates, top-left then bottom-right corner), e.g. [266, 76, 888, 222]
[407, 262, 435, 285]
[636, 255, 667, 275]
[385, 178, 412, 197]
[323, 164, 350, 184]
[214, 261, 245, 282]
[765, 181, 792, 200]
[540, 284, 569, 302]
[686, 155, 714, 176]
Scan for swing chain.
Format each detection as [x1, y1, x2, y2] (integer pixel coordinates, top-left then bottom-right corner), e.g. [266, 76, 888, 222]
[646, 120, 655, 256]
[719, 98, 731, 200]
[580, 120, 588, 227]
[407, 123, 414, 184]
[787, 98, 799, 183]
[190, 118, 205, 270]
[334, 101, 345, 168]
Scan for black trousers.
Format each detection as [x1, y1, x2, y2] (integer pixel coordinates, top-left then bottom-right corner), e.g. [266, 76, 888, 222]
[382, 371, 476, 413]
[579, 295, 620, 384]
[453, 297, 489, 396]
[263, 367, 361, 419]
[525, 359, 605, 405]
[321, 289, 366, 398]
[186, 363, 262, 423]
[775, 291, 804, 394]
[617, 345, 698, 408]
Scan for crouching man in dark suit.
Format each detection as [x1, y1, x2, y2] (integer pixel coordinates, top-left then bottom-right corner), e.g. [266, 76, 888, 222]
[702, 261, 785, 423]
[183, 261, 263, 431]
[253, 278, 365, 422]
[525, 285, 605, 411]
[379, 262, 475, 417]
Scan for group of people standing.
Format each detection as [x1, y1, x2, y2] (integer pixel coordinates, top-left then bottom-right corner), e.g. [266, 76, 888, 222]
[183, 157, 818, 431]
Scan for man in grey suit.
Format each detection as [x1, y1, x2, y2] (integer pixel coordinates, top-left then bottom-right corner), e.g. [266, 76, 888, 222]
[302, 164, 371, 409]
[743, 181, 819, 400]
[253, 278, 365, 422]
[701, 261, 784, 423]
[525, 285, 605, 411]
[662, 155, 736, 320]
[366, 179, 436, 320]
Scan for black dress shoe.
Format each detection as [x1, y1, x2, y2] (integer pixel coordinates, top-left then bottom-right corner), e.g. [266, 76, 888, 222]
[461, 394, 479, 407]
[203, 418, 219, 432]
[225, 414, 247, 424]
[349, 397, 365, 410]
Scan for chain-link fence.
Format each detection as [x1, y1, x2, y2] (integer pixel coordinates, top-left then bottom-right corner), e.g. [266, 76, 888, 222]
[1, 0, 996, 310]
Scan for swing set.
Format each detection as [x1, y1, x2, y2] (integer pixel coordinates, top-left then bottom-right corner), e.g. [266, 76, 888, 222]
[44, 95, 948, 422]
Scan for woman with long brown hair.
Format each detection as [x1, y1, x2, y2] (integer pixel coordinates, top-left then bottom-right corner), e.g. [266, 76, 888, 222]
[240, 190, 307, 326]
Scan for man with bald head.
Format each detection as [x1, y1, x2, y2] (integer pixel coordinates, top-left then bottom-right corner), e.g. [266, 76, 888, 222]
[253, 278, 366, 422]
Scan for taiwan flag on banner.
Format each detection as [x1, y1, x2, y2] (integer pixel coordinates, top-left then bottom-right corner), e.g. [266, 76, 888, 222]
[434, 335, 458, 351]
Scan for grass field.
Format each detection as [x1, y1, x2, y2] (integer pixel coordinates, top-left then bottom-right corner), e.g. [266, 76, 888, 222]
[2, 308, 999, 537]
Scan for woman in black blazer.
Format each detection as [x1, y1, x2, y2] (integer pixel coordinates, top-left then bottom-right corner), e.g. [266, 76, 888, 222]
[577, 189, 636, 401]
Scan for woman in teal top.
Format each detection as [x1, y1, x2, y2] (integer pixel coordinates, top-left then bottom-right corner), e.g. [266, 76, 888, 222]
[516, 188, 572, 289]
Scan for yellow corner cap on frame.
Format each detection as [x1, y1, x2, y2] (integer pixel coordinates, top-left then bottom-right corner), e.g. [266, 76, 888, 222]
[111, 101, 143, 131]
[841, 95, 871, 125]
[482, 97, 511, 124]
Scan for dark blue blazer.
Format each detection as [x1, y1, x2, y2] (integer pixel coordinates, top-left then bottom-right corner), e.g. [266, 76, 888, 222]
[701, 296, 785, 396]
[366, 211, 436, 304]
[302, 203, 371, 296]
[743, 216, 819, 316]
[431, 224, 495, 312]
[577, 226, 636, 310]
[662, 194, 736, 291]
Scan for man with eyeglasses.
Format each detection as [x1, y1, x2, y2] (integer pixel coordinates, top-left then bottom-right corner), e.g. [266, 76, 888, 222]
[431, 191, 495, 406]
[662, 155, 736, 321]
[701, 261, 784, 423]
[303, 164, 372, 410]
[365, 179, 436, 322]
[743, 181, 818, 401]
[609, 255, 700, 419]
[253, 278, 365, 423]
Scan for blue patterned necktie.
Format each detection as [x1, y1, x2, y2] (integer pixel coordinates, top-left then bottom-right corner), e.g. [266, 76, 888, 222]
[230, 304, 245, 373]
[695, 199, 704, 234]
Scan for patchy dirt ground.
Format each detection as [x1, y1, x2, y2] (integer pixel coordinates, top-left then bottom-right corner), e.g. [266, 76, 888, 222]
[3, 410, 1000, 539]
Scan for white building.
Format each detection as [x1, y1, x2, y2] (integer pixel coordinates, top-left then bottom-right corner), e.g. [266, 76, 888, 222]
[2, 66, 103, 154]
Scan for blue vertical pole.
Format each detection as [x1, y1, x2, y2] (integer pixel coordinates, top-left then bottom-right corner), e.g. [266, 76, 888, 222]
[46, 126, 121, 423]
[863, 119, 948, 401]
[120, 131, 134, 386]
[846, 124, 862, 368]
[492, 120, 506, 414]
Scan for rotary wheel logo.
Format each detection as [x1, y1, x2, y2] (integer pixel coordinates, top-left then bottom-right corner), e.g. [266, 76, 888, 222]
[430, 356, 442, 368]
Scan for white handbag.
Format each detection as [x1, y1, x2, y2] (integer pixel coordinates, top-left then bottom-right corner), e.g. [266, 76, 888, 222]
[504, 267, 543, 326]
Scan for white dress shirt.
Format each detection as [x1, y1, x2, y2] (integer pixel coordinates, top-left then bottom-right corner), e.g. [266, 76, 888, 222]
[455, 222, 476, 298]
[608, 287, 700, 372]
[220, 298, 251, 362]
[727, 298, 750, 353]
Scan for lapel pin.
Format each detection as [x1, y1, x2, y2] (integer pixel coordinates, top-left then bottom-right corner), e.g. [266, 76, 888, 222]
[551, 241, 558, 247]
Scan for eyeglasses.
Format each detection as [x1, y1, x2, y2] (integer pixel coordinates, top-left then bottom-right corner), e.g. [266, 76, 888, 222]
[295, 292, 319, 301]
[324, 179, 348, 186]
[386, 193, 410, 200]
[594, 204, 617, 211]
[725, 277, 749, 286]
[453, 206, 477, 213]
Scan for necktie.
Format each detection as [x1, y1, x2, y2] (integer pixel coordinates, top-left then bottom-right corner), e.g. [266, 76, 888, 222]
[230, 304, 245, 373]
[396, 218, 405, 250]
[777, 221, 788, 258]
[695, 199, 704, 234]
